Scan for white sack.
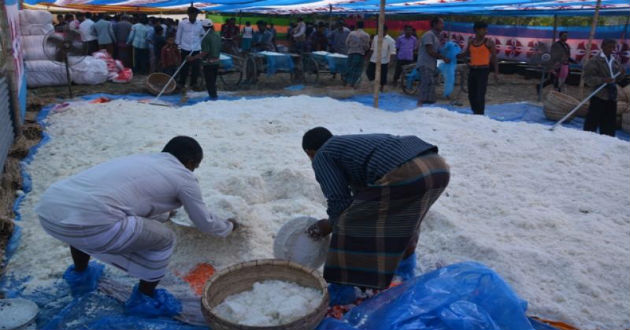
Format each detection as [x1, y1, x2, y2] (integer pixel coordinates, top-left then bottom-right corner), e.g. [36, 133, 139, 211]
[70, 56, 109, 85]
[25, 60, 68, 87]
[19, 9, 53, 26]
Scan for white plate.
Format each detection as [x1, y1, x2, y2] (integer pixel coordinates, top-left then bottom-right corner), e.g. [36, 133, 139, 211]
[0, 298, 39, 330]
[273, 217, 330, 270]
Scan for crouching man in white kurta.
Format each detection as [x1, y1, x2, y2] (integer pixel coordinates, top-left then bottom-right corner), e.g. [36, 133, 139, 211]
[35, 136, 236, 317]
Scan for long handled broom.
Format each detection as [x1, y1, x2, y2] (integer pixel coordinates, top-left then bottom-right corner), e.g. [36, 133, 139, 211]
[550, 72, 621, 131]
[141, 26, 215, 107]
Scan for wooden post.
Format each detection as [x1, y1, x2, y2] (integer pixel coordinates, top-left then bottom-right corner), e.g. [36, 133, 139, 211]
[552, 14, 558, 42]
[328, 4, 333, 31]
[579, 0, 602, 98]
[373, 0, 386, 108]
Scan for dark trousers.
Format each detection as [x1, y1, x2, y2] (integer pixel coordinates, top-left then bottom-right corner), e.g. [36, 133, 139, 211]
[584, 96, 617, 137]
[99, 43, 114, 56]
[468, 67, 490, 115]
[116, 44, 132, 68]
[203, 64, 219, 99]
[343, 53, 365, 87]
[393, 59, 413, 83]
[179, 50, 201, 88]
[162, 66, 177, 76]
[366, 62, 389, 86]
[85, 40, 99, 55]
[133, 47, 149, 75]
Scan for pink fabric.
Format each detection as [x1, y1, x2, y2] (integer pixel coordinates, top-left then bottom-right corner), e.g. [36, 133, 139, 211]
[558, 64, 569, 79]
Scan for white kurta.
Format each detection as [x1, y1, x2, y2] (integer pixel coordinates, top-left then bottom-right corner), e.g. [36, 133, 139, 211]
[35, 152, 233, 237]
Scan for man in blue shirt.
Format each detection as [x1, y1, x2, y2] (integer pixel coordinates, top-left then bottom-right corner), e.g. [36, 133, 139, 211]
[303, 127, 450, 301]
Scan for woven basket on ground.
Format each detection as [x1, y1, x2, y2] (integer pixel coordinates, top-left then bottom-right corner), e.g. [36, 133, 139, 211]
[623, 112, 630, 133]
[201, 259, 329, 330]
[145, 73, 176, 96]
[543, 90, 581, 122]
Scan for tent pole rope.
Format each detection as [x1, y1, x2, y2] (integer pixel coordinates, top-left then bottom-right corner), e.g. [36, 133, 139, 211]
[373, 0, 385, 108]
[579, 0, 602, 98]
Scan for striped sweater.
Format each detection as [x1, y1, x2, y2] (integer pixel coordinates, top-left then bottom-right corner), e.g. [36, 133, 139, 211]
[312, 134, 437, 220]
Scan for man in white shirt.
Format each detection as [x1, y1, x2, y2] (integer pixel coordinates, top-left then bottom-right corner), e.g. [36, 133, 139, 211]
[366, 25, 397, 91]
[36, 136, 237, 316]
[176, 6, 205, 89]
[292, 17, 306, 53]
[78, 13, 98, 54]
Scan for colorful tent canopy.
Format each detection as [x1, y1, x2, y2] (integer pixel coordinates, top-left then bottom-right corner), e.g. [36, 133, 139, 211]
[22, 0, 630, 15]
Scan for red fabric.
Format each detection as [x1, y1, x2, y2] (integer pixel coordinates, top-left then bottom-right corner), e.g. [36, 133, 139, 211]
[161, 45, 181, 69]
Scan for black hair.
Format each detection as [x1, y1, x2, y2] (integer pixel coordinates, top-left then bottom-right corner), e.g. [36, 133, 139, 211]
[383, 25, 388, 32]
[85, 12, 93, 19]
[602, 39, 617, 47]
[65, 13, 74, 21]
[155, 25, 164, 34]
[430, 17, 441, 28]
[559, 31, 568, 37]
[356, 21, 364, 29]
[473, 21, 487, 30]
[162, 136, 203, 165]
[187, 6, 200, 14]
[302, 127, 333, 151]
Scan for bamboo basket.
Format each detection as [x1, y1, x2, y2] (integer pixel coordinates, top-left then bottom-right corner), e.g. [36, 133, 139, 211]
[201, 259, 329, 330]
[622, 112, 630, 133]
[145, 72, 177, 96]
[543, 90, 581, 122]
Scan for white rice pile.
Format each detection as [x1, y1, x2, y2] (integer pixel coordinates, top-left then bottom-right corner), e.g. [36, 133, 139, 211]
[212, 280, 322, 326]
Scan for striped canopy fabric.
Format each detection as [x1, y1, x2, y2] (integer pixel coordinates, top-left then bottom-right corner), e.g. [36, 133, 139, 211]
[22, 0, 630, 15]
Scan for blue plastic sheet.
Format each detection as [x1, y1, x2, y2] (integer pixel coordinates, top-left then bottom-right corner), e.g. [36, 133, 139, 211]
[63, 262, 105, 297]
[317, 262, 534, 330]
[438, 42, 461, 97]
[342, 93, 630, 141]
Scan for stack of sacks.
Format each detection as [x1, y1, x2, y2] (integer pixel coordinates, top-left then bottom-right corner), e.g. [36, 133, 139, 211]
[91, 50, 133, 83]
[20, 9, 67, 87]
[20, 9, 110, 87]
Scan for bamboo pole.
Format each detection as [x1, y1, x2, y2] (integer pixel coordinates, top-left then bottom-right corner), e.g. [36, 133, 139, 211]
[373, 0, 386, 108]
[328, 4, 333, 31]
[579, 0, 602, 98]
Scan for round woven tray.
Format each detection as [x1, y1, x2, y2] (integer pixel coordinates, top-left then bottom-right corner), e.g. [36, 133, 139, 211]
[145, 72, 177, 96]
[201, 259, 329, 330]
[543, 90, 581, 122]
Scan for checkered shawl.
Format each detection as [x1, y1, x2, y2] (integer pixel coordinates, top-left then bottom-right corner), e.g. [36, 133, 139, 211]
[323, 154, 450, 289]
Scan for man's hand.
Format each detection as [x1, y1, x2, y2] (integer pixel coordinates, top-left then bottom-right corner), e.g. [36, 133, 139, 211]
[604, 77, 615, 83]
[443, 57, 451, 64]
[306, 219, 332, 240]
[168, 210, 177, 220]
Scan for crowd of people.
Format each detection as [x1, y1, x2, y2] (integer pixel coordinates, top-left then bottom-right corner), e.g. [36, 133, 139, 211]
[53, 10, 627, 136]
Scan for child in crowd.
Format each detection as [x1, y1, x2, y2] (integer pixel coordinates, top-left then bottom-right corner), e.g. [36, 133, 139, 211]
[160, 34, 181, 76]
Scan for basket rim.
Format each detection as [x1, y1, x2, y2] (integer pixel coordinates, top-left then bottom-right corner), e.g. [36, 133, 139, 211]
[201, 258, 330, 329]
